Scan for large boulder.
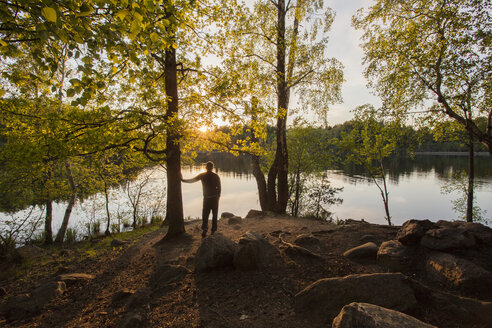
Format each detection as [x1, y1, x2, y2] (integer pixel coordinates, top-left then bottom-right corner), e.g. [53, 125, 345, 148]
[233, 231, 279, 271]
[228, 216, 242, 225]
[421, 226, 476, 250]
[0, 281, 66, 321]
[194, 234, 237, 272]
[332, 302, 437, 328]
[377, 240, 413, 272]
[343, 242, 378, 260]
[294, 234, 321, 247]
[425, 252, 492, 294]
[397, 220, 437, 246]
[295, 273, 417, 320]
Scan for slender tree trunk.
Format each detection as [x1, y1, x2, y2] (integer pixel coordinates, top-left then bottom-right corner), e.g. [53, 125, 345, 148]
[55, 162, 77, 243]
[379, 160, 391, 226]
[466, 132, 474, 222]
[163, 45, 185, 238]
[44, 200, 53, 244]
[104, 182, 111, 235]
[251, 155, 269, 211]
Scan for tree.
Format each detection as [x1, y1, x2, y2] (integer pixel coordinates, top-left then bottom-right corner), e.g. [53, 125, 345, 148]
[353, 0, 492, 154]
[208, 0, 343, 214]
[338, 105, 404, 226]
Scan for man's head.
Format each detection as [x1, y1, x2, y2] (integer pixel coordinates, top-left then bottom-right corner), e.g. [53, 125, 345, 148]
[206, 161, 214, 171]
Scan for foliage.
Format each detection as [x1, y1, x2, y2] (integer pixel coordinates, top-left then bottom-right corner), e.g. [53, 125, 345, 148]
[337, 105, 407, 225]
[353, 0, 492, 153]
[441, 171, 489, 224]
[302, 173, 343, 221]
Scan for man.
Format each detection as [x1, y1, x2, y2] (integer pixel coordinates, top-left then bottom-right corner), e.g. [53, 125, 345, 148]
[181, 161, 221, 237]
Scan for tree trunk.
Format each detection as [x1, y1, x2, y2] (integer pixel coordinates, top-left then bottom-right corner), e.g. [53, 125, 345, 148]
[274, 0, 289, 214]
[55, 162, 77, 243]
[44, 199, 53, 244]
[163, 45, 185, 238]
[251, 155, 269, 211]
[466, 132, 474, 222]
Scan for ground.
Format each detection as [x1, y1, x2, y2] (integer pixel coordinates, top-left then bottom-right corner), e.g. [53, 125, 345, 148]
[0, 215, 488, 327]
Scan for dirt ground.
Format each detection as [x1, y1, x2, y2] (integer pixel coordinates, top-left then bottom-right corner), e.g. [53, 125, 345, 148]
[0, 215, 488, 327]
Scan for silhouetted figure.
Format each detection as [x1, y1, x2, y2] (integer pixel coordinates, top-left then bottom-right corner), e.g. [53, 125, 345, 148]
[181, 161, 221, 238]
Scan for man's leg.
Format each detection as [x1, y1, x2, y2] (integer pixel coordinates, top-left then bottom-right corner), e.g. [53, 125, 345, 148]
[211, 197, 219, 234]
[202, 198, 211, 237]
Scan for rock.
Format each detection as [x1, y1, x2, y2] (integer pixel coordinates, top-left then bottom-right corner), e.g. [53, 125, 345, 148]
[421, 227, 476, 250]
[111, 238, 129, 247]
[294, 234, 321, 247]
[0, 287, 7, 297]
[377, 240, 413, 272]
[295, 273, 417, 320]
[458, 222, 492, 245]
[408, 278, 492, 325]
[246, 209, 264, 218]
[120, 312, 143, 328]
[55, 273, 95, 286]
[284, 244, 322, 259]
[151, 264, 190, 287]
[194, 234, 237, 272]
[228, 216, 242, 225]
[221, 212, 235, 218]
[397, 219, 437, 245]
[332, 302, 437, 328]
[111, 289, 135, 306]
[1, 281, 66, 321]
[360, 234, 377, 244]
[343, 242, 378, 260]
[425, 252, 492, 294]
[233, 231, 279, 271]
[232, 224, 241, 230]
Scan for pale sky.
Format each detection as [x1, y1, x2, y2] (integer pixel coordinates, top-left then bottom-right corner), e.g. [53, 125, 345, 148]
[323, 0, 381, 125]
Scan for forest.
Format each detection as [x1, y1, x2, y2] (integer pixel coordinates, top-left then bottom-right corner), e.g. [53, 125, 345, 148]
[0, 0, 491, 252]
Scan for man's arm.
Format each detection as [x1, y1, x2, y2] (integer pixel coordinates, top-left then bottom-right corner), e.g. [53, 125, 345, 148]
[217, 176, 221, 197]
[181, 172, 202, 183]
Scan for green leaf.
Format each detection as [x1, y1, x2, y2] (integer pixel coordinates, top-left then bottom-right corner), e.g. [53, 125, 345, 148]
[0, 39, 7, 47]
[41, 7, 57, 23]
[150, 32, 159, 42]
[66, 89, 75, 97]
[116, 10, 128, 21]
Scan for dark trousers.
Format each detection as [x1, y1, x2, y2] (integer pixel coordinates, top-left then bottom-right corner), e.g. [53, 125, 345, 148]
[202, 196, 219, 233]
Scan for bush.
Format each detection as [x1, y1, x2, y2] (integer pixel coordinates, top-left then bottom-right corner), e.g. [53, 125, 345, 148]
[65, 227, 77, 243]
[150, 215, 163, 224]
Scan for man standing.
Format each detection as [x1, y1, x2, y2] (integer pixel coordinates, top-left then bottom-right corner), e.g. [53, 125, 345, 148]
[181, 161, 221, 237]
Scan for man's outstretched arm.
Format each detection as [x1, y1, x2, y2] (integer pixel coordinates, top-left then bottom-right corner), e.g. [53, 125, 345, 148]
[181, 173, 201, 183]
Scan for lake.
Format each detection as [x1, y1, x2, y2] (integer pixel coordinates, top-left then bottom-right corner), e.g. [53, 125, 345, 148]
[2, 154, 491, 241]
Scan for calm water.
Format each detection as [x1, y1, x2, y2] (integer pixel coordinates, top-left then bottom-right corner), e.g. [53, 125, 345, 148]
[2, 155, 492, 240]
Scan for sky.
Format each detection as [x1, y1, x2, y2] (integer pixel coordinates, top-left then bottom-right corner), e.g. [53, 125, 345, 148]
[322, 0, 381, 125]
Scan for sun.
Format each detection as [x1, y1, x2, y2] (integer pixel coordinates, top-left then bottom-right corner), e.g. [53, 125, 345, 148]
[198, 125, 209, 133]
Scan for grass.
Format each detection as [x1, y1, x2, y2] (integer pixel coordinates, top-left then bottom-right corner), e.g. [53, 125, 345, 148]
[0, 221, 165, 281]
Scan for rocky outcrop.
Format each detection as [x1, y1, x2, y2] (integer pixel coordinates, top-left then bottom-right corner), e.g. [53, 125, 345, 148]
[233, 231, 279, 271]
[343, 242, 378, 260]
[295, 273, 417, 320]
[246, 210, 265, 218]
[332, 302, 436, 328]
[194, 234, 237, 272]
[379, 219, 492, 299]
[220, 212, 235, 219]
